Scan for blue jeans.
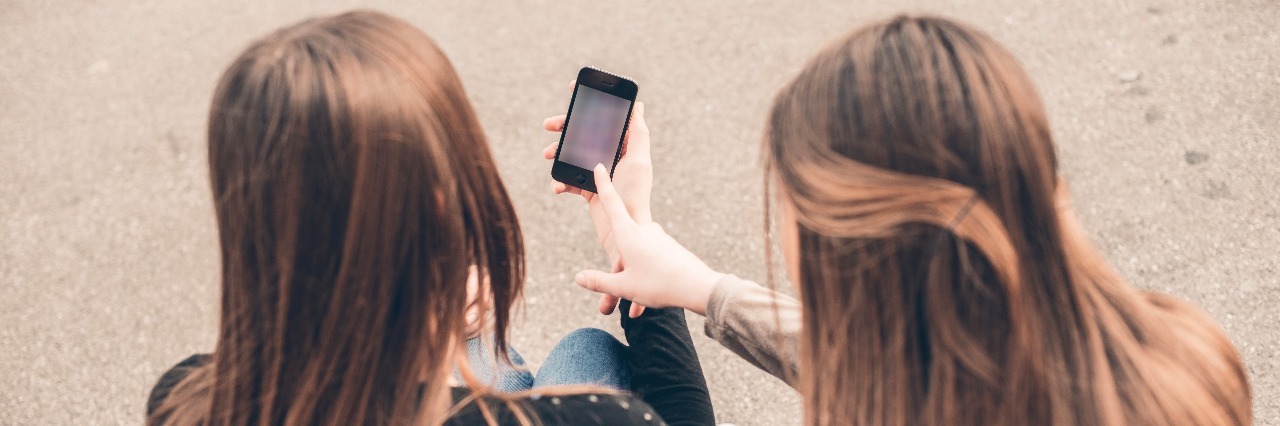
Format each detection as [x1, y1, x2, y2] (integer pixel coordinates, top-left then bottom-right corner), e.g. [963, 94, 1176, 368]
[456, 327, 630, 392]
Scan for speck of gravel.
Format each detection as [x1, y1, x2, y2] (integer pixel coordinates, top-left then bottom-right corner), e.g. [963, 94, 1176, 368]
[1185, 150, 1210, 165]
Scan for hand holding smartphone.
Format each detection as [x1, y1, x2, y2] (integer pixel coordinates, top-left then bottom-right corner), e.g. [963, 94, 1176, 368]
[545, 67, 649, 317]
[550, 67, 638, 193]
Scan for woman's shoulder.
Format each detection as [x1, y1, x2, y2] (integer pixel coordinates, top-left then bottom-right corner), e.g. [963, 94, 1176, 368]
[447, 389, 667, 426]
[1139, 290, 1244, 374]
[147, 353, 212, 415]
[1136, 290, 1252, 422]
[1140, 290, 1235, 345]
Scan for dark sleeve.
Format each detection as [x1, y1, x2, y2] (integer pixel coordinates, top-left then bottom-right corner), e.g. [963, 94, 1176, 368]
[619, 299, 716, 426]
[147, 354, 212, 415]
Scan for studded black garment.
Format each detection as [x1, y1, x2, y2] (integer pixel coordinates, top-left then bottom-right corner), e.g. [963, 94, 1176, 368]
[147, 302, 715, 425]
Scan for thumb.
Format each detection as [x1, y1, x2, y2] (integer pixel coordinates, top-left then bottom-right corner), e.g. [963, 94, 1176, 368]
[592, 164, 635, 233]
[575, 270, 629, 299]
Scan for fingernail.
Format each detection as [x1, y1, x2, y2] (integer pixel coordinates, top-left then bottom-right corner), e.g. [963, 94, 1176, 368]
[574, 272, 585, 284]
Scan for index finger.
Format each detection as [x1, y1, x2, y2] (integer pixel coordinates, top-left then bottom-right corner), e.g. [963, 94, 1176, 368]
[543, 115, 566, 132]
[541, 79, 577, 132]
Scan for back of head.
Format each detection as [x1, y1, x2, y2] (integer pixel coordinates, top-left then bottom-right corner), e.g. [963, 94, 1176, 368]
[765, 15, 1250, 425]
[152, 10, 524, 425]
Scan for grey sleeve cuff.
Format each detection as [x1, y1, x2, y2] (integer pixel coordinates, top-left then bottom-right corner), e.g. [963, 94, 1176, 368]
[705, 274, 757, 334]
[702, 274, 801, 388]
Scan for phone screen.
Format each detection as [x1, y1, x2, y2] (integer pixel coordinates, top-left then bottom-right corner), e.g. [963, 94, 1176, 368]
[559, 85, 632, 170]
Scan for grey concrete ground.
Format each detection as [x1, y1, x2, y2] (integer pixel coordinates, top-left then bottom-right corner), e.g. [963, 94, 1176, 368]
[1, 0, 1277, 424]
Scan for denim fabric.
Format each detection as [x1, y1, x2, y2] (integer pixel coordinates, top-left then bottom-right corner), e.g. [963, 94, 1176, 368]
[533, 327, 631, 390]
[457, 327, 630, 393]
[456, 335, 535, 393]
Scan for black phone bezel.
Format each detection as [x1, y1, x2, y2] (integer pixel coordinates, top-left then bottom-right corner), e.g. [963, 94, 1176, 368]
[550, 66, 638, 194]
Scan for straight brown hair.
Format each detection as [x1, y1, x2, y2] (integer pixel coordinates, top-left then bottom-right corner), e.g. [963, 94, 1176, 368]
[765, 15, 1251, 425]
[150, 10, 527, 425]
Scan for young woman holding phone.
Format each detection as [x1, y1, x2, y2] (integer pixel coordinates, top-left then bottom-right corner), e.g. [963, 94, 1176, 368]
[552, 15, 1251, 425]
[146, 10, 714, 426]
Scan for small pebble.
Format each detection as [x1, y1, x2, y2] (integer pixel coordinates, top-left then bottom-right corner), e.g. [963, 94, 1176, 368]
[1185, 150, 1209, 165]
[1118, 70, 1142, 83]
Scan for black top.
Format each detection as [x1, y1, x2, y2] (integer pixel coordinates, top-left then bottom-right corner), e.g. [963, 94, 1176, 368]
[148, 301, 715, 425]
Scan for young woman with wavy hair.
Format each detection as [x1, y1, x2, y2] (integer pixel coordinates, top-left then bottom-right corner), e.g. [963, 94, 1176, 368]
[566, 15, 1251, 425]
[146, 10, 714, 426]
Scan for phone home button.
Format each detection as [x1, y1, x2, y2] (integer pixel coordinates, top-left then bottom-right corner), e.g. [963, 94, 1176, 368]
[574, 173, 587, 184]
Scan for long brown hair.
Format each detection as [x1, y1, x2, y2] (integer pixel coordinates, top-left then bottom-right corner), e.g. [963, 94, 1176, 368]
[765, 15, 1251, 425]
[151, 10, 525, 425]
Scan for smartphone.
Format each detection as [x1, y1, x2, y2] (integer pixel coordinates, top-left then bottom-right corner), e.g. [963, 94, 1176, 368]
[551, 66, 638, 193]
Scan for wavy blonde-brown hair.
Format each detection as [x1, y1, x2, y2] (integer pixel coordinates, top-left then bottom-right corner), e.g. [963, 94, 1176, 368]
[764, 15, 1251, 425]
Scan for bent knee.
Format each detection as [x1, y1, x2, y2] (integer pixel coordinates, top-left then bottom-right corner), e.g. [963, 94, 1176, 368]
[565, 327, 615, 341]
[561, 327, 625, 349]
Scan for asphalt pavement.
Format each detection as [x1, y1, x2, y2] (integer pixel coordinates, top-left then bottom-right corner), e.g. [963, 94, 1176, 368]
[1, 0, 1277, 424]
